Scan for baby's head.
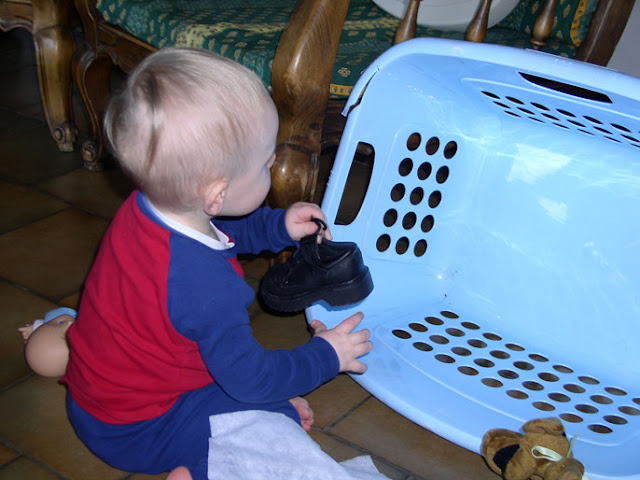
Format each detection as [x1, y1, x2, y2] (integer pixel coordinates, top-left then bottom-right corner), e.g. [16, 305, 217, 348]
[104, 48, 278, 213]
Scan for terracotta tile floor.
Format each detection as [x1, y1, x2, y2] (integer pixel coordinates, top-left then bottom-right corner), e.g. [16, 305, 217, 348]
[0, 29, 499, 480]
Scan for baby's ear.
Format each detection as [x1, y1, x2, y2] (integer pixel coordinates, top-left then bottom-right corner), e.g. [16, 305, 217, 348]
[203, 179, 228, 216]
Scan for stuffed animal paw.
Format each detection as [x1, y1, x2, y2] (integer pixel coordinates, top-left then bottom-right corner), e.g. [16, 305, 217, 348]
[481, 417, 585, 480]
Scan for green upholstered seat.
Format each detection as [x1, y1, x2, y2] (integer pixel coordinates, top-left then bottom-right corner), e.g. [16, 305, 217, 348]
[97, 0, 599, 98]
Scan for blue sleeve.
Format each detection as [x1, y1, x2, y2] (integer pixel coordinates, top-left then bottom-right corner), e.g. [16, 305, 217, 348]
[213, 207, 294, 255]
[167, 236, 339, 403]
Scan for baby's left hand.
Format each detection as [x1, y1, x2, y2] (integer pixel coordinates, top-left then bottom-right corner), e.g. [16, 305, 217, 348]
[284, 202, 332, 242]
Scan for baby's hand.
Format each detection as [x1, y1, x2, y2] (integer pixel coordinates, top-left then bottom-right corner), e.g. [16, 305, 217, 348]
[311, 313, 371, 374]
[284, 202, 332, 242]
[18, 324, 35, 342]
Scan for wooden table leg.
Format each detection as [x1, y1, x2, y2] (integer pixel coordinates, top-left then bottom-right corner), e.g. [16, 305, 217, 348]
[31, 0, 77, 152]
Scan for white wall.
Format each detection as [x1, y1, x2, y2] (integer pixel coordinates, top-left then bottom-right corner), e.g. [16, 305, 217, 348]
[607, 1, 640, 77]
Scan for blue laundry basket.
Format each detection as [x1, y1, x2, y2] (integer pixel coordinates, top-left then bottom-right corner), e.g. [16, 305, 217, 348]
[306, 38, 640, 480]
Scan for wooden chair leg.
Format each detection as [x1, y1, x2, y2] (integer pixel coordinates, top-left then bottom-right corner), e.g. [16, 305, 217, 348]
[466, 0, 492, 43]
[72, 44, 112, 170]
[395, 0, 422, 44]
[31, 0, 77, 152]
[269, 0, 350, 209]
[530, 0, 558, 50]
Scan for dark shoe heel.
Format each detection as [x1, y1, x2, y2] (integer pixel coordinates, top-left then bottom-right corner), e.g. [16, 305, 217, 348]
[322, 269, 374, 307]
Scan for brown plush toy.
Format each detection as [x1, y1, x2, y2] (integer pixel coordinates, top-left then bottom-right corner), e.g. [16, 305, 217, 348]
[482, 417, 586, 480]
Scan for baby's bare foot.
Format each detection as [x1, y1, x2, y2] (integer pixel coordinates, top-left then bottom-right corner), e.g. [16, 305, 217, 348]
[166, 466, 192, 480]
[289, 396, 314, 431]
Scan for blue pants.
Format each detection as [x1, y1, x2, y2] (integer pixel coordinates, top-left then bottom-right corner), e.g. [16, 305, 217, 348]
[66, 383, 299, 480]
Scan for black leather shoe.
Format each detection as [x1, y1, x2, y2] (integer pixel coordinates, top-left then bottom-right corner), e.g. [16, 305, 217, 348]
[260, 219, 374, 312]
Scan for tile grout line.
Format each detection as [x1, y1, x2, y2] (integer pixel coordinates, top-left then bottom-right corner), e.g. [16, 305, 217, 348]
[311, 428, 414, 480]
[318, 394, 373, 432]
[0, 438, 71, 479]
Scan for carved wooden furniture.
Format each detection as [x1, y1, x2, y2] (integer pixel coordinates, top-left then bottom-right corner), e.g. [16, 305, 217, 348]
[0, 0, 77, 152]
[71, 0, 635, 211]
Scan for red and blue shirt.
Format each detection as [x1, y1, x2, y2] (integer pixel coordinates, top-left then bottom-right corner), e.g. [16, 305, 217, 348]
[62, 191, 338, 424]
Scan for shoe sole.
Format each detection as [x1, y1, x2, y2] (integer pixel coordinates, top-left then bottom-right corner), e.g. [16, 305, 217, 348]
[261, 269, 374, 312]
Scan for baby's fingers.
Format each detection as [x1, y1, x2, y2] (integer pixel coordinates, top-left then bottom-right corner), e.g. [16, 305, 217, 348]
[347, 359, 368, 374]
[311, 319, 327, 334]
[335, 312, 364, 333]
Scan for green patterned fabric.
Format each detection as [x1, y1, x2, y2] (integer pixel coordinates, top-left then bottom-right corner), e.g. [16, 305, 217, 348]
[97, 0, 596, 99]
[497, 0, 599, 47]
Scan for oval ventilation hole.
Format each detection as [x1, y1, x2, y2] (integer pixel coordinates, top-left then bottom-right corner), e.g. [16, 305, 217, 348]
[421, 215, 434, 233]
[475, 358, 495, 368]
[444, 141, 458, 159]
[506, 343, 525, 352]
[564, 384, 586, 394]
[548, 393, 570, 403]
[436, 166, 449, 184]
[435, 354, 455, 364]
[390, 183, 405, 202]
[514, 361, 534, 371]
[402, 212, 416, 229]
[588, 424, 612, 434]
[533, 401, 555, 412]
[482, 378, 503, 388]
[553, 365, 573, 374]
[506, 96, 525, 105]
[428, 190, 442, 208]
[468, 339, 487, 348]
[395, 237, 409, 255]
[430, 335, 449, 345]
[407, 132, 421, 151]
[523, 381, 544, 391]
[426, 137, 440, 155]
[611, 123, 631, 132]
[383, 209, 397, 227]
[579, 375, 600, 385]
[531, 102, 549, 111]
[481, 91, 500, 99]
[576, 404, 598, 414]
[507, 390, 529, 400]
[425, 316, 444, 326]
[441, 310, 459, 319]
[376, 234, 391, 252]
[619, 406, 640, 416]
[409, 322, 428, 332]
[461, 321, 480, 330]
[529, 353, 548, 362]
[604, 415, 627, 425]
[490, 350, 510, 360]
[445, 328, 465, 337]
[392, 329, 411, 339]
[399, 158, 413, 176]
[414, 240, 427, 257]
[417, 162, 432, 180]
[413, 342, 433, 352]
[410, 188, 424, 205]
[538, 372, 559, 382]
[452, 347, 472, 356]
[591, 395, 613, 405]
[605, 387, 627, 396]
[560, 413, 583, 423]
[483, 332, 502, 341]
[498, 369, 519, 380]
[459, 366, 478, 376]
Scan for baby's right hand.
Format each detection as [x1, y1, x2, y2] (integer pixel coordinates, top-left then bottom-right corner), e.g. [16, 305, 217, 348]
[311, 312, 372, 374]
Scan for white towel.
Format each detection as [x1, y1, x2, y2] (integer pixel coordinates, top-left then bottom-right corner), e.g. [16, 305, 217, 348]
[208, 410, 391, 480]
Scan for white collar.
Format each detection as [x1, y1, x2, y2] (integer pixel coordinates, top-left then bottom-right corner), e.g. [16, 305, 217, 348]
[146, 200, 235, 251]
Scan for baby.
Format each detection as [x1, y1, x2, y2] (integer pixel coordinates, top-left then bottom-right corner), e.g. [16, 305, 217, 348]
[55, 47, 372, 480]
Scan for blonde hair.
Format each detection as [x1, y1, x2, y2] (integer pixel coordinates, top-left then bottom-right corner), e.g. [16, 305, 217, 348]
[104, 48, 275, 211]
